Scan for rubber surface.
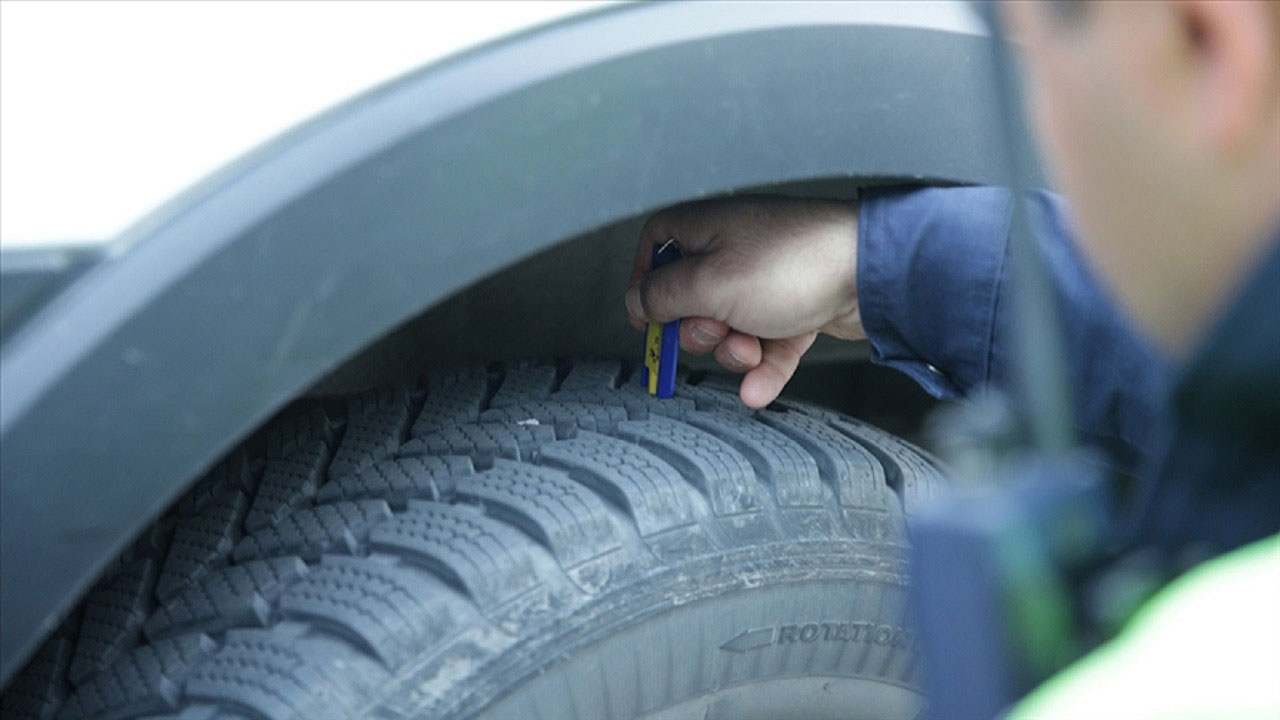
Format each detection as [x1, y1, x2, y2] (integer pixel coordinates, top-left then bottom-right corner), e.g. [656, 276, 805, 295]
[0, 360, 945, 719]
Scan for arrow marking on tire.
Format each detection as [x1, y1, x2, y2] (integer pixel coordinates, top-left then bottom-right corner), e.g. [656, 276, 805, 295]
[719, 627, 775, 653]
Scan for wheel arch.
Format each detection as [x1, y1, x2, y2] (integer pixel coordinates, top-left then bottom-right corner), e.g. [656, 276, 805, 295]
[0, 1, 1024, 683]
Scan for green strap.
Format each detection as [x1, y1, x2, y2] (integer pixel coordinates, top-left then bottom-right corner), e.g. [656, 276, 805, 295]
[1008, 533, 1280, 720]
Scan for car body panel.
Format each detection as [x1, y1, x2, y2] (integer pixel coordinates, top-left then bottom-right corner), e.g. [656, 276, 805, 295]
[0, 0, 1027, 683]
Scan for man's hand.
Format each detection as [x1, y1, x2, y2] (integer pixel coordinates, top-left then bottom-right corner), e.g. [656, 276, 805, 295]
[625, 195, 864, 408]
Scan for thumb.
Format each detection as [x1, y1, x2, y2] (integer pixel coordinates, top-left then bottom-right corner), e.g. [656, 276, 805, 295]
[625, 256, 720, 324]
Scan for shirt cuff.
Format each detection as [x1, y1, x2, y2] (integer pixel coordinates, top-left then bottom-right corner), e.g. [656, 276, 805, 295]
[857, 186, 1014, 399]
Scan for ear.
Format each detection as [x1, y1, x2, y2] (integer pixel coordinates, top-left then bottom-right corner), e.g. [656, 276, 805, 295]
[1177, 0, 1277, 155]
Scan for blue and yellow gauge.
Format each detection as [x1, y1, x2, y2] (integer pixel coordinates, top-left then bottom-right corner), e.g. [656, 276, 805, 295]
[641, 238, 682, 398]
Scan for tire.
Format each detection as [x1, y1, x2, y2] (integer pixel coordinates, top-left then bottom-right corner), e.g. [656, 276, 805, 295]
[1, 359, 945, 720]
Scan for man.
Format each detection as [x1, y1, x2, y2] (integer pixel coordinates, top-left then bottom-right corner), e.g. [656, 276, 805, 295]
[624, 1, 1279, 716]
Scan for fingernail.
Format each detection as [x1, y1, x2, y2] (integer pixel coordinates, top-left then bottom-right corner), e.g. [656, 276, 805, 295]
[625, 286, 644, 320]
[690, 323, 718, 346]
[723, 346, 745, 369]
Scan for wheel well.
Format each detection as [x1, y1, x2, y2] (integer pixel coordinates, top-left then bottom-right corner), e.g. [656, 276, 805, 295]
[1, 3, 1003, 682]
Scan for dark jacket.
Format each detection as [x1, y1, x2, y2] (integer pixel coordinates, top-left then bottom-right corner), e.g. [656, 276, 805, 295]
[857, 186, 1279, 559]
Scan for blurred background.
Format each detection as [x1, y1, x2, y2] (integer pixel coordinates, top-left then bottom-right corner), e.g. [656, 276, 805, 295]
[0, 1, 609, 248]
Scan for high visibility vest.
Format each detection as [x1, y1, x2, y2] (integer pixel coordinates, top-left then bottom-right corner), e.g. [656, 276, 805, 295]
[1008, 533, 1280, 719]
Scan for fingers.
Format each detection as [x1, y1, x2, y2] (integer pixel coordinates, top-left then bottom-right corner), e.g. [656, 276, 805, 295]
[628, 209, 683, 290]
[714, 331, 761, 372]
[628, 213, 668, 288]
[628, 202, 719, 287]
[739, 332, 818, 408]
[625, 255, 719, 324]
[679, 317, 729, 355]
[626, 202, 731, 325]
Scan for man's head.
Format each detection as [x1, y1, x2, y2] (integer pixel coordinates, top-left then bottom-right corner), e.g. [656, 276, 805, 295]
[1002, 0, 1280, 356]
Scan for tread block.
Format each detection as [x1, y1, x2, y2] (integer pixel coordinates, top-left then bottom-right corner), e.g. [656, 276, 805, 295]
[454, 460, 621, 569]
[759, 410, 889, 510]
[771, 396, 840, 421]
[68, 559, 156, 686]
[537, 433, 699, 537]
[695, 375, 742, 393]
[278, 556, 456, 666]
[478, 401, 627, 437]
[369, 502, 546, 609]
[2, 636, 72, 720]
[59, 634, 216, 720]
[316, 455, 473, 507]
[175, 451, 252, 517]
[245, 437, 330, 534]
[413, 366, 489, 436]
[558, 383, 698, 421]
[684, 410, 827, 508]
[677, 382, 750, 413]
[147, 707, 224, 720]
[329, 388, 419, 481]
[613, 419, 761, 517]
[144, 558, 309, 642]
[556, 359, 623, 393]
[184, 627, 380, 720]
[122, 515, 176, 566]
[232, 501, 393, 563]
[829, 418, 946, 509]
[156, 489, 247, 601]
[618, 379, 701, 418]
[261, 406, 335, 461]
[488, 363, 557, 408]
[401, 423, 555, 469]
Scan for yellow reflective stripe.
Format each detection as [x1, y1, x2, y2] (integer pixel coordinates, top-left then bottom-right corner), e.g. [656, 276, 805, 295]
[1008, 533, 1280, 720]
[645, 322, 662, 395]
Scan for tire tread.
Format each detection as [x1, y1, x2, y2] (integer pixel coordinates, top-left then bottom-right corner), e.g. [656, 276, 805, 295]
[3, 359, 944, 720]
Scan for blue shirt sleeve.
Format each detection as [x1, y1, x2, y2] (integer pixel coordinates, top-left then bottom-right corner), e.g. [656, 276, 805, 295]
[857, 185, 1171, 469]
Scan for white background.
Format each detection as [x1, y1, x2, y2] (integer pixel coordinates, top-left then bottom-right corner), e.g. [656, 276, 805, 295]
[0, 0, 603, 247]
